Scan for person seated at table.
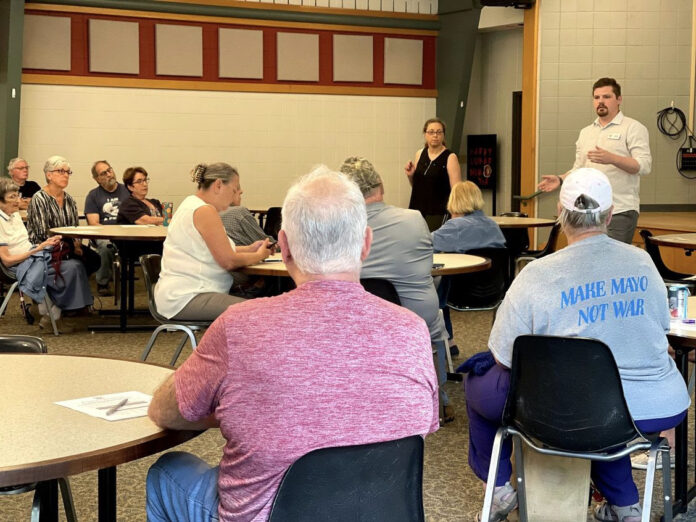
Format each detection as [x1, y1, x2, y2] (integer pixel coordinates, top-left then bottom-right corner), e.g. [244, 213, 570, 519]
[27, 155, 100, 278]
[431, 181, 506, 253]
[431, 180, 506, 351]
[154, 162, 273, 321]
[0, 178, 93, 332]
[146, 167, 439, 521]
[464, 168, 690, 522]
[340, 156, 454, 421]
[117, 166, 164, 225]
[116, 166, 165, 258]
[219, 185, 275, 298]
[6, 157, 40, 210]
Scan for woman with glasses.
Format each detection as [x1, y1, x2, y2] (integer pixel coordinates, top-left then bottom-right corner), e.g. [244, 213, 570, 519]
[0, 178, 93, 332]
[404, 117, 462, 231]
[117, 167, 164, 225]
[27, 155, 100, 280]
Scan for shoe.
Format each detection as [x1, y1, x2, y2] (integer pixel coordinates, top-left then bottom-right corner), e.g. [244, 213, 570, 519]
[97, 283, 113, 297]
[39, 315, 74, 334]
[594, 501, 641, 522]
[449, 344, 460, 357]
[443, 404, 455, 423]
[477, 482, 518, 521]
[631, 449, 675, 470]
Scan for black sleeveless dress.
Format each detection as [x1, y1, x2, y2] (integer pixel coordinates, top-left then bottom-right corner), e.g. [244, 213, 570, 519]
[408, 147, 453, 218]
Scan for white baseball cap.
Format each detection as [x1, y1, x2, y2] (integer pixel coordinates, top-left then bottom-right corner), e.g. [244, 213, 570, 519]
[560, 168, 613, 214]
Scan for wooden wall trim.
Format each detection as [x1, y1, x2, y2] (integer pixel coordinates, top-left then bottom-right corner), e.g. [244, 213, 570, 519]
[22, 73, 438, 97]
[154, 0, 438, 21]
[520, 3, 538, 219]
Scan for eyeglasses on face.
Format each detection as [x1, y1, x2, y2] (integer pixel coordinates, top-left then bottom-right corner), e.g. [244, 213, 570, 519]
[132, 178, 150, 185]
[4, 193, 20, 201]
[50, 169, 72, 176]
[98, 167, 114, 178]
[13, 165, 29, 171]
[425, 130, 444, 136]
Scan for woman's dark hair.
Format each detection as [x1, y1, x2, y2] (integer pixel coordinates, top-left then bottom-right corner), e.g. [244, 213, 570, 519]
[123, 166, 149, 188]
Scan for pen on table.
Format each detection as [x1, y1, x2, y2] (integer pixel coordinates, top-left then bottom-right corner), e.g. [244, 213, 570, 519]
[106, 398, 128, 416]
[682, 319, 696, 324]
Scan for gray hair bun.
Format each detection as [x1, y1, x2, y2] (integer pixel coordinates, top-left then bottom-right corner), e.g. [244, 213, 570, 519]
[191, 164, 207, 184]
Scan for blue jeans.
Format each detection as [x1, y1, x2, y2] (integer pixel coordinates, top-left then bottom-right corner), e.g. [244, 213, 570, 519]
[146, 452, 220, 522]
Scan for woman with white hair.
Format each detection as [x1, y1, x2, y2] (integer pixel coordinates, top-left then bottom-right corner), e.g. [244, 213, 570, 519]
[154, 162, 273, 321]
[0, 178, 93, 332]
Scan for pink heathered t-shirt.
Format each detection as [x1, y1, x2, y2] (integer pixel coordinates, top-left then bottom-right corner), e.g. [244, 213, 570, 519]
[175, 279, 439, 521]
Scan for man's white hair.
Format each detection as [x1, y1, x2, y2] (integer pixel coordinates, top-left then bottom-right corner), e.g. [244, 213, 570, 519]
[282, 165, 367, 275]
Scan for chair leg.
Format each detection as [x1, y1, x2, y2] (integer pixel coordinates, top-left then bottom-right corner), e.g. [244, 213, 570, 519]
[0, 281, 18, 316]
[661, 442, 673, 522]
[432, 347, 445, 424]
[641, 442, 661, 522]
[481, 428, 507, 522]
[58, 478, 77, 522]
[437, 309, 454, 373]
[513, 438, 528, 522]
[169, 329, 197, 366]
[140, 325, 169, 361]
[43, 296, 59, 336]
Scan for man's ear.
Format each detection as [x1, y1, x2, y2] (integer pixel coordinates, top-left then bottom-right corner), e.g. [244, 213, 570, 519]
[278, 230, 291, 263]
[360, 226, 373, 262]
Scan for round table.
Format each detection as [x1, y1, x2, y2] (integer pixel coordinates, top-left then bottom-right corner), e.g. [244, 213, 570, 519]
[490, 216, 556, 228]
[650, 233, 696, 252]
[50, 225, 168, 332]
[240, 252, 491, 277]
[0, 354, 200, 521]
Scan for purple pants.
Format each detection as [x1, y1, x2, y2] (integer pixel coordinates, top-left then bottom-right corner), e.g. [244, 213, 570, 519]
[465, 364, 686, 506]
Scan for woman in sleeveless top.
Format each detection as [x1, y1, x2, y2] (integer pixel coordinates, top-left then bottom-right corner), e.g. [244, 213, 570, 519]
[404, 117, 462, 231]
[154, 163, 273, 321]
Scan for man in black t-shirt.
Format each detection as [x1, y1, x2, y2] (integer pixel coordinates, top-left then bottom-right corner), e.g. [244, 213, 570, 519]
[6, 157, 40, 210]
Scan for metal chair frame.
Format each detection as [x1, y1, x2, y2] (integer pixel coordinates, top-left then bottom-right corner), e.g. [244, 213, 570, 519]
[139, 254, 209, 366]
[0, 262, 59, 336]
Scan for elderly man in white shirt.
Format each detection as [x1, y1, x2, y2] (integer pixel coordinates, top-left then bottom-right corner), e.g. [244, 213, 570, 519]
[538, 77, 652, 244]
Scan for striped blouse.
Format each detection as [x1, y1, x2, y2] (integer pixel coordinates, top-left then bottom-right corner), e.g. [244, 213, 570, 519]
[26, 189, 79, 244]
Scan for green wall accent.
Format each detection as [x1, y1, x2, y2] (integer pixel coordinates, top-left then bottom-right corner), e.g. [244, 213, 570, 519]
[25, 0, 440, 31]
[1, 0, 25, 174]
[436, 0, 480, 157]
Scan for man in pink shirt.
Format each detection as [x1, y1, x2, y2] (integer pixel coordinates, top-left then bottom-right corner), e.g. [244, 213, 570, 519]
[146, 166, 440, 522]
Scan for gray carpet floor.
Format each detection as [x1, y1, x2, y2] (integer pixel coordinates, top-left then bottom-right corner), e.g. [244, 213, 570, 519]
[1, 276, 695, 521]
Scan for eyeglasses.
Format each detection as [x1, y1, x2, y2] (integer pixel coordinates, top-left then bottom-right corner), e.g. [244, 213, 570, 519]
[132, 178, 150, 185]
[425, 130, 444, 136]
[97, 167, 114, 178]
[4, 193, 20, 201]
[50, 169, 72, 176]
[13, 165, 29, 171]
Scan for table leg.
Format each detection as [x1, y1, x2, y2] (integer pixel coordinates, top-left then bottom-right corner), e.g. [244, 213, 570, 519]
[669, 348, 690, 518]
[98, 467, 117, 522]
[35, 480, 59, 522]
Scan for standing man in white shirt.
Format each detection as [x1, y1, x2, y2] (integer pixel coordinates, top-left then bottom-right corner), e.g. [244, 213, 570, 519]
[538, 77, 652, 244]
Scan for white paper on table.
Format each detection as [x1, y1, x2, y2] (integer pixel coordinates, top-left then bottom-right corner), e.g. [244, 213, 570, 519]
[55, 391, 152, 421]
[671, 319, 696, 332]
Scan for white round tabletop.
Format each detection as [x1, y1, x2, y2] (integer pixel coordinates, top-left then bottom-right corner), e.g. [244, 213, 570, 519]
[50, 225, 167, 242]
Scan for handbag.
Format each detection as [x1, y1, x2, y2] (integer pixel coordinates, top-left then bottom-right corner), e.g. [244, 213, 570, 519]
[51, 240, 101, 278]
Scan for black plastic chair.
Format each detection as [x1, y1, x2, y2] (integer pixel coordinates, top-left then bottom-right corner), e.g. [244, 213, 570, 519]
[0, 261, 59, 335]
[514, 222, 561, 275]
[447, 247, 510, 311]
[139, 255, 210, 366]
[268, 436, 425, 522]
[263, 207, 282, 240]
[0, 335, 77, 522]
[482, 335, 672, 522]
[360, 278, 401, 305]
[640, 230, 695, 291]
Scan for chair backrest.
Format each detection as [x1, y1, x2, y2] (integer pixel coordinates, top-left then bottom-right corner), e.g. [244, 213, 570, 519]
[0, 335, 47, 353]
[536, 222, 561, 257]
[269, 436, 425, 522]
[503, 335, 639, 452]
[640, 229, 692, 281]
[447, 247, 510, 309]
[263, 207, 282, 239]
[139, 254, 167, 322]
[360, 278, 402, 305]
[500, 212, 528, 218]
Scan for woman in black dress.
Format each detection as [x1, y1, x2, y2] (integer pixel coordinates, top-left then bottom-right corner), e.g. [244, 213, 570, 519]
[404, 117, 462, 231]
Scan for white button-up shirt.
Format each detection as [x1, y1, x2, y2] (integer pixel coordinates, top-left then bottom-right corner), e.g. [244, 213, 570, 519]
[572, 111, 652, 214]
